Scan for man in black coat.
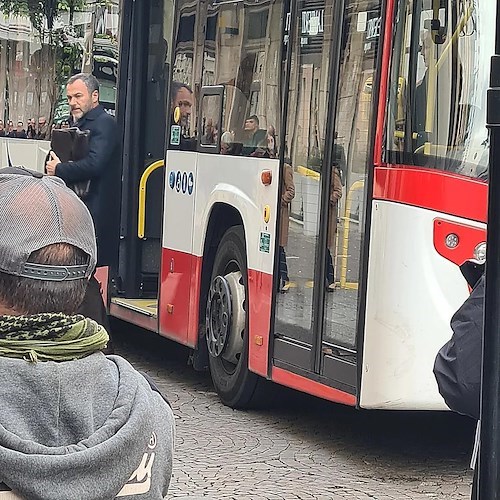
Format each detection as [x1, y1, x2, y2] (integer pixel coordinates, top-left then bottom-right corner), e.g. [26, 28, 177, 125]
[46, 73, 119, 347]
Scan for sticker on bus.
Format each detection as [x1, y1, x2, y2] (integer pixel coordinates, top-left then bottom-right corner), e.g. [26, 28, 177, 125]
[170, 125, 181, 146]
[259, 232, 271, 253]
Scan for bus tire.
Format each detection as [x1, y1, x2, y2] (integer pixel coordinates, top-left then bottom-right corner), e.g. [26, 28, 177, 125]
[206, 226, 259, 408]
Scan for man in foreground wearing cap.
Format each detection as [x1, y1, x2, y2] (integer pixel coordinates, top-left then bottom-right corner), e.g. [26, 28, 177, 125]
[0, 168, 174, 499]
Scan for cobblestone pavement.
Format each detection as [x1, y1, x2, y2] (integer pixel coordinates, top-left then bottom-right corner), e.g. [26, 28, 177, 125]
[114, 320, 475, 500]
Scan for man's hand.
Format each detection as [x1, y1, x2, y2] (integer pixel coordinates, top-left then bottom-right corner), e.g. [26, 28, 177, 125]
[45, 151, 61, 176]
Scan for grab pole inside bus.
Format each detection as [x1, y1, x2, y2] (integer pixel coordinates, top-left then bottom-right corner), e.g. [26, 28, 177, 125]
[479, 1, 500, 496]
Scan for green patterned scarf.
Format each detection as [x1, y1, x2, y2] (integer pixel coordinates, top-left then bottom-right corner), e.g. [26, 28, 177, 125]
[0, 313, 109, 362]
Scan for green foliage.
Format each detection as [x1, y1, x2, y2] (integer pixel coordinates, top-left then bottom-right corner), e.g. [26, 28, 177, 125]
[0, 0, 85, 31]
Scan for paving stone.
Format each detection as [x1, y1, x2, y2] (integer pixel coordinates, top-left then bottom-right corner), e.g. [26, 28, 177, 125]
[114, 324, 475, 500]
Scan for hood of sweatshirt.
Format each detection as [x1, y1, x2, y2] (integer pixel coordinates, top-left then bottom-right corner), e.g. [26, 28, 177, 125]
[0, 353, 174, 500]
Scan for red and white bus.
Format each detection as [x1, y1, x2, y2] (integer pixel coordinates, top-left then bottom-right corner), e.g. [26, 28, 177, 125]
[103, 0, 490, 410]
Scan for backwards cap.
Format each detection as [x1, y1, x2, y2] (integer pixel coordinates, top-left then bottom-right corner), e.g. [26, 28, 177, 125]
[0, 167, 96, 281]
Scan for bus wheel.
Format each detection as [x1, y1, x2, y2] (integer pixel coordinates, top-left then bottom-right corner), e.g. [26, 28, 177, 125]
[206, 226, 259, 408]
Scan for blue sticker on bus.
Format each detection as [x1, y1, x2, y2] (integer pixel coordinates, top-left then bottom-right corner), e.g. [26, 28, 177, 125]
[169, 170, 194, 195]
[181, 172, 188, 194]
[188, 172, 194, 195]
[175, 171, 182, 192]
[169, 171, 176, 189]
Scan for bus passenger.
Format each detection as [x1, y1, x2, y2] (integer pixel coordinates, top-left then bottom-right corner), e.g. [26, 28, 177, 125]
[220, 130, 234, 154]
[0, 167, 175, 499]
[279, 161, 295, 292]
[242, 115, 266, 156]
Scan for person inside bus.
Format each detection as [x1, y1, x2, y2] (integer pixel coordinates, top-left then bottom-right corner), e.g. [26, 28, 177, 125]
[0, 120, 5, 137]
[45, 73, 119, 351]
[0, 167, 174, 499]
[201, 118, 216, 145]
[278, 158, 295, 293]
[242, 115, 267, 156]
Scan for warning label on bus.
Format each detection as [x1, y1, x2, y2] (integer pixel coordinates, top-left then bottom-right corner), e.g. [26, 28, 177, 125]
[259, 232, 271, 253]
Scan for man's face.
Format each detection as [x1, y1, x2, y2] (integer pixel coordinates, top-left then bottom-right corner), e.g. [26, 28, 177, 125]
[174, 87, 193, 126]
[244, 118, 258, 133]
[421, 31, 433, 68]
[38, 118, 46, 128]
[67, 80, 98, 121]
[16, 122, 23, 132]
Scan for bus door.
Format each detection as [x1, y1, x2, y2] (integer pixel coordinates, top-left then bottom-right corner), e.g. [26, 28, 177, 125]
[111, 0, 174, 330]
[272, 0, 380, 402]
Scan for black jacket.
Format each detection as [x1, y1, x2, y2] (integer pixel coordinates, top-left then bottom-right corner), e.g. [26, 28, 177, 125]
[55, 105, 119, 266]
[434, 273, 484, 419]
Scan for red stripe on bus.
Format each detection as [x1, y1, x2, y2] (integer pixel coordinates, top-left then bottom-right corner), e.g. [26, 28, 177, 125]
[374, 0, 396, 165]
[159, 248, 201, 348]
[247, 269, 273, 377]
[272, 367, 357, 406]
[373, 166, 488, 222]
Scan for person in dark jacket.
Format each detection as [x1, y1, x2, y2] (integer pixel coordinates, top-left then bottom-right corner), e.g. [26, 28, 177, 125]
[45, 73, 120, 345]
[9, 121, 27, 139]
[434, 261, 485, 499]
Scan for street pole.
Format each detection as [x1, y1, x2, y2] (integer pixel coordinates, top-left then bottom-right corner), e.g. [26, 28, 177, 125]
[479, 1, 500, 497]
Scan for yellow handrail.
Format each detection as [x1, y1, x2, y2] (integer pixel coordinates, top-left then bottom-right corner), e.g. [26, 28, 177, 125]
[423, 3, 475, 153]
[340, 180, 365, 290]
[138, 160, 165, 239]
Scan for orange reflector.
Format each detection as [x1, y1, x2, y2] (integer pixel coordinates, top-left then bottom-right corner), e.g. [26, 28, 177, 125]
[261, 170, 272, 185]
[167, 304, 174, 314]
[255, 335, 263, 346]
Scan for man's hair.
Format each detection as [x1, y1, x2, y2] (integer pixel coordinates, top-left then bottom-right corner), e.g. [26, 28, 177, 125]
[68, 73, 100, 94]
[171, 81, 193, 102]
[246, 115, 259, 126]
[0, 243, 89, 315]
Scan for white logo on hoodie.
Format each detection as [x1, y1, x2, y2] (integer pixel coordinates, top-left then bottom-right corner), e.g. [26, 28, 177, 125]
[116, 433, 157, 497]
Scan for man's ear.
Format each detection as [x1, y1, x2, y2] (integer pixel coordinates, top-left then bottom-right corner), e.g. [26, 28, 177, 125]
[92, 90, 99, 103]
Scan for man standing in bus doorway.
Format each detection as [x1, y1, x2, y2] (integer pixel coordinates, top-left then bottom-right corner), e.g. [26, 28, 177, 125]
[0, 167, 174, 499]
[45, 73, 119, 349]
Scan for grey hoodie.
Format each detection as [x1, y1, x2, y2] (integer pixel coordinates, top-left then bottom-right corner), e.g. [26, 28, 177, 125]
[0, 353, 174, 499]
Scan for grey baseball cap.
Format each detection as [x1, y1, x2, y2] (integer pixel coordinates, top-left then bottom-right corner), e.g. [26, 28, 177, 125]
[0, 168, 96, 281]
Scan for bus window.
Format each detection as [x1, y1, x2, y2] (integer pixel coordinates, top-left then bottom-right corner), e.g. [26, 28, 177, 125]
[199, 89, 222, 152]
[385, 0, 493, 180]
[202, 0, 282, 158]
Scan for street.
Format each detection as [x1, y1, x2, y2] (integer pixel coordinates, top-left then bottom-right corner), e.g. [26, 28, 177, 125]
[114, 320, 475, 500]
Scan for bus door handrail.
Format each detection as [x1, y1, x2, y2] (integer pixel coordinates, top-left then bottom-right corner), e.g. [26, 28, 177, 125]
[138, 160, 165, 239]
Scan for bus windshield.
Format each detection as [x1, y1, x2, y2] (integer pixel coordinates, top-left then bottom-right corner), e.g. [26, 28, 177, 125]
[385, 0, 494, 180]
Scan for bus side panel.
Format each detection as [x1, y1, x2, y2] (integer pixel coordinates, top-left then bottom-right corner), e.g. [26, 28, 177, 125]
[360, 200, 485, 410]
[159, 249, 201, 348]
[159, 150, 198, 345]
[193, 154, 280, 377]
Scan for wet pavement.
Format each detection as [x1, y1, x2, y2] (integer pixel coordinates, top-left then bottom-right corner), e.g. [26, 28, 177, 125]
[114, 320, 475, 499]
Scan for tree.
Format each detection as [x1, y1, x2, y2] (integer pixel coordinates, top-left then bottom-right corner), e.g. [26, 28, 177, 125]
[0, 0, 85, 124]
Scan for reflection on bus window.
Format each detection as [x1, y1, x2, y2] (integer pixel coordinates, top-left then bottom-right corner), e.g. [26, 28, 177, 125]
[385, 0, 493, 180]
[200, 94, 220, 147]
[197, 1, 282, 158]
[0, 1, 120, 138]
